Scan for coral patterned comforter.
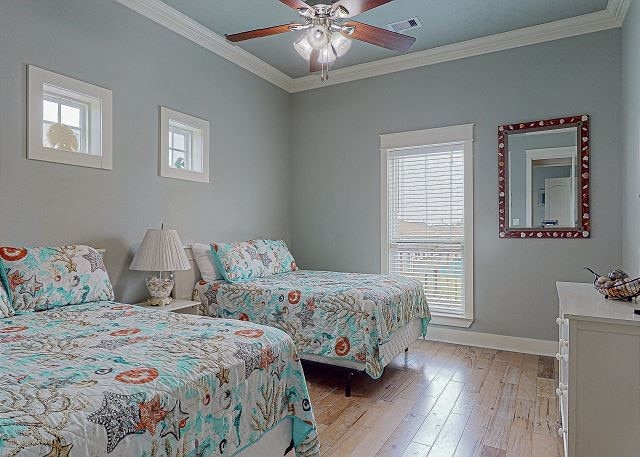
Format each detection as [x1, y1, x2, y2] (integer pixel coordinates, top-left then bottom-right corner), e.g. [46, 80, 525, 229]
[194, 271, 430, 378]
[0, 302, 319, 457]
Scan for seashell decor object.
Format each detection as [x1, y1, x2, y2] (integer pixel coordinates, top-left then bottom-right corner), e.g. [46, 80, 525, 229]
[46, 123, 78, 152]
[584, 267, 640, 301]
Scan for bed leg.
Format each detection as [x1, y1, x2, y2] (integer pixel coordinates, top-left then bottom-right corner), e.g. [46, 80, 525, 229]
[345, 372, 353, 397]
[405, 347, 409, 353]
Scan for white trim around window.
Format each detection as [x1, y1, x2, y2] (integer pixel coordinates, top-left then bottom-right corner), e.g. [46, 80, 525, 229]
[380, 124, 474, 327]
[159, 107, 210, 183]
[27, 65, 113, 170]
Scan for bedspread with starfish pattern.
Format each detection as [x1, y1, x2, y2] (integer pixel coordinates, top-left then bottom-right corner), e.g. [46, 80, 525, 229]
[0, 301, 319, 457]
[194, 270, 430, 379]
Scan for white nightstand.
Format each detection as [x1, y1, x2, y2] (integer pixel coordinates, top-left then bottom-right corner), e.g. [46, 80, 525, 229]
[136, 299, 201, 315]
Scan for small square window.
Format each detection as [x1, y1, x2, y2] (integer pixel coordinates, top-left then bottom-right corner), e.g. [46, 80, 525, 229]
[159, 107, 209, 183]
[28, 66, 112, 170]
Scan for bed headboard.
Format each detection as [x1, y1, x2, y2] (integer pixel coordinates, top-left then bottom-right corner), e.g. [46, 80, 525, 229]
[173, 246, 200, 300]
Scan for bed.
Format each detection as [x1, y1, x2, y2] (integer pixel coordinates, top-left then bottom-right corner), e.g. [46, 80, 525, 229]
[184, 250, 430, 395]
[0, 246, 319, 457]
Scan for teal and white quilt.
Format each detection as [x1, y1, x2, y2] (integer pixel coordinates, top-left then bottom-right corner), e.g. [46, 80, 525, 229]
[194, 270, 430, 379]
[0, 302, 319, 456]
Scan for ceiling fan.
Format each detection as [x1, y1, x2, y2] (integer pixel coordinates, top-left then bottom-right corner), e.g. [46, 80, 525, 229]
[226, 0, 417, 81]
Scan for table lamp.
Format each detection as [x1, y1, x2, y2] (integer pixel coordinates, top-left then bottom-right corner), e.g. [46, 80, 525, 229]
[130, 226, 191, 306]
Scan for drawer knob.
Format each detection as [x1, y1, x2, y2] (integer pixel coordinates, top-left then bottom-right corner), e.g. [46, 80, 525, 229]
[558, 427, 565, 437]
[556, 317, 563, 325]
[555, 352, 568, 362]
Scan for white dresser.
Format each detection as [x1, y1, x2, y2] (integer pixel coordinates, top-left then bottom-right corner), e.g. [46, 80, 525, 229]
[556, 282, 640, 457]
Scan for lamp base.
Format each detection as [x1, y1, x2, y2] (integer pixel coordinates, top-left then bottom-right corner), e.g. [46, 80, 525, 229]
[143, 297, 173, 306]
[144, 273, 175, 306]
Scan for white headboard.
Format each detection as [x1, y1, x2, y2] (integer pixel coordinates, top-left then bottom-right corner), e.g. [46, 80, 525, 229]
[173, 246, 200, 300]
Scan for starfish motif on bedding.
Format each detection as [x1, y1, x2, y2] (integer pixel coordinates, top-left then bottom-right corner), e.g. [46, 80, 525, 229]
[83, 249, 106, 272]
[88, 391, 146, 453]
[233, 341, 263, 379]
[294, 306, 315, 329]
[258, 252, 272, 268]
[136, 394, 167, 435]
[160, 400, 189, 441]
[43, 437, 73, 457]
[216, 367, 230, 386]
[203, 286, 217, 304]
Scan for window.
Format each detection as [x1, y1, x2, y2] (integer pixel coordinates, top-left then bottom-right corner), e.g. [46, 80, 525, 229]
[381, 124, 474, 327]
[160, 107, 209, 183]
[28, 66, 112, 169]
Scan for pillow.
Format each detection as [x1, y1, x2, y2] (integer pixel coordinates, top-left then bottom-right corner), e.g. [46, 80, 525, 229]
[0, 245, 114, 312]
[211, 239, 297, 283]
[264, 239, 298, 273]
[190, 242, 223, 282]
[0, 283, 13, 318]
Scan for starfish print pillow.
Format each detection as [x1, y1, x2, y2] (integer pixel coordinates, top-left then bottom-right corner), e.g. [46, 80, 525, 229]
[211, 240, 298, 283]
[0, 245, 114, 312]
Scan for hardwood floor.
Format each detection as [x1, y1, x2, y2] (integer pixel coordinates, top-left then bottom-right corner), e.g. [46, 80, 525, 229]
[301, 340, 563, 457]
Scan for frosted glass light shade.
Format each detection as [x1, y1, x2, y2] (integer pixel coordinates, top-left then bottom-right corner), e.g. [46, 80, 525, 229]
[130, 229, 191, 272]
[318, 45, 337, 64]
[307, 25, 329, 49]
[330, 32, 352, 57]
[294, 34, 313, 60]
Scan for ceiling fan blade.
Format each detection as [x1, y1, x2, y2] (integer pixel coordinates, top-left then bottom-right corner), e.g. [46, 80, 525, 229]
[226, 23, 297, 42]
[344, 21, 416, 52]
[332, 0, 394, 17]
[278, 0, 312, 11]
[309, 49, 322, 73]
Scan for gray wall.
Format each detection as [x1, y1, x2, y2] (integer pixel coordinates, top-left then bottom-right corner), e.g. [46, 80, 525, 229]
[290, 31, 623, 341]
[622, 1, 640, 275]
[0, 0, 291, 302]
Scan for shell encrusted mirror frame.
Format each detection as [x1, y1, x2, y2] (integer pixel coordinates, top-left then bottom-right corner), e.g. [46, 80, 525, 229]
[498, 114, 591, 239]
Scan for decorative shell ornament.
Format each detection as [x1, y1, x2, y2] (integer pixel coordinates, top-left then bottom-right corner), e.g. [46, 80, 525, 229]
[608, 269, 629, 281]
[46, 123, 78, 152]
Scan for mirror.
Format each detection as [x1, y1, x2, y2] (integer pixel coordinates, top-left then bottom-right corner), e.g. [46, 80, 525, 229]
[498, 115, 590, 239]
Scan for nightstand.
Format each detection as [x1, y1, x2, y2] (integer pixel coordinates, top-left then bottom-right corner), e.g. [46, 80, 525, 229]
[136, 299, 201, 315]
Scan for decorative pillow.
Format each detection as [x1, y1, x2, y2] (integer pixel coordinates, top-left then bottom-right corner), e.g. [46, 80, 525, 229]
[264, 239, 298, 273]
[211, 239, 297, 283]
[0, 245, 114, 312]
[0, 283, 13, 318]
[190, 242, 223, 282]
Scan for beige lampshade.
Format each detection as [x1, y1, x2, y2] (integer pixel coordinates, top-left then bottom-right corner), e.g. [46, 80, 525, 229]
[129, 229, 191, 272]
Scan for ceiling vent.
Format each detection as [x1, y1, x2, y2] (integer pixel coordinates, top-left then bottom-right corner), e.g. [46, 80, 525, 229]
[386, 17, 422, 33]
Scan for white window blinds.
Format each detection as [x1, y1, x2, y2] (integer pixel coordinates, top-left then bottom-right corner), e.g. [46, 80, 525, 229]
[387, 142, 466, 316]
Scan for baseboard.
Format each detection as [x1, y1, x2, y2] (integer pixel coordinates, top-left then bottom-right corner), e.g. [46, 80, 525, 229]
[424, 326, 557, 357]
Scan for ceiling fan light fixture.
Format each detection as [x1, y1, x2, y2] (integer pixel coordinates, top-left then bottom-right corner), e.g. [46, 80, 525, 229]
[294, 34, 313, 60]
[330, 31, 352, 57]
[307, 25, 329, 49]
[318, 45, 337, 64]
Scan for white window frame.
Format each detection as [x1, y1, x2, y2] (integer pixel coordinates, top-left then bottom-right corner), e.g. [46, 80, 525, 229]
[380, 124, 474, 328]
[27, 65, 112, 170]
[159, 107, 209, 183]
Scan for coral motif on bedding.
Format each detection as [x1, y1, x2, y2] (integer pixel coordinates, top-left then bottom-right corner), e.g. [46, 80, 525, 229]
[195, 270, 430, 378]
[0, 302, 319, 456]
[211, 239, 298, 283]
[0, 245, 114, 312]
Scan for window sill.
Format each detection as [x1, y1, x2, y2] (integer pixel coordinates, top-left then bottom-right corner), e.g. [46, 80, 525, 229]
[429, 314, 474, 328]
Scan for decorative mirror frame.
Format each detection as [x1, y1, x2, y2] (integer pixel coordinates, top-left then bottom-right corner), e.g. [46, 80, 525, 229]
[498, 114, 590, 239]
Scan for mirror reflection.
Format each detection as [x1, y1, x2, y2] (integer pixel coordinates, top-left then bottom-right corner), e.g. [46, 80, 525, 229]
[507, 127, 578, 229]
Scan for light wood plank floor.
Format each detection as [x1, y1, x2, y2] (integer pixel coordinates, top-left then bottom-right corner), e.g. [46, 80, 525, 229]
[300, 340, 563, 457]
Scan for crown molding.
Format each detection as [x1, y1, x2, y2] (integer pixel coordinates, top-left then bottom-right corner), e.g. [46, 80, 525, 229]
[115, 0, 630, 94]
[607, 0, 633, 26]
[113, 0, 293, 91]
[290, 1, 628, 92]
